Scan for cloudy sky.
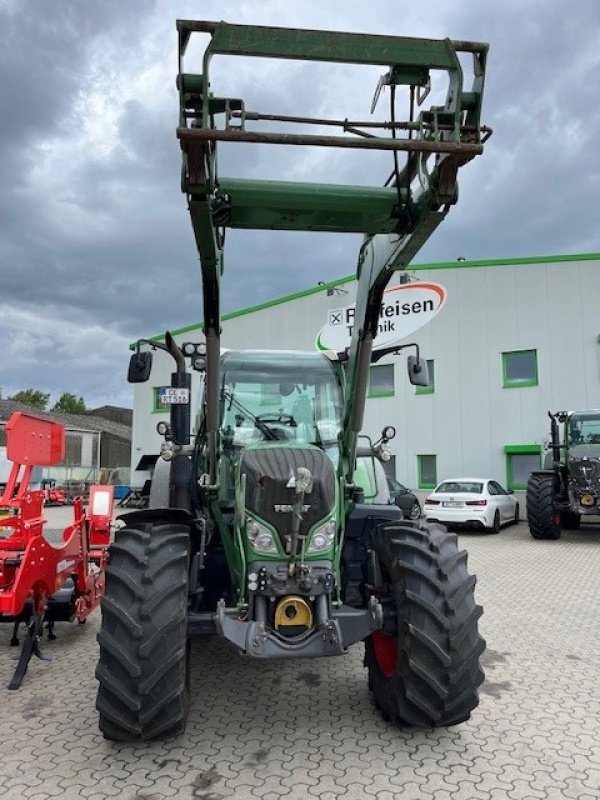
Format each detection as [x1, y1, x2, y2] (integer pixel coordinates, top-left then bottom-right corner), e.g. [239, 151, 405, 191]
[1, 0, 599, 409]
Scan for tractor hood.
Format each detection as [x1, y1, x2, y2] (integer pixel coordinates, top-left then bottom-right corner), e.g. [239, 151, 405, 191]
[569, 446, 600, 460]
[568, 452, 600, 485]
[240, 443, 336, 536]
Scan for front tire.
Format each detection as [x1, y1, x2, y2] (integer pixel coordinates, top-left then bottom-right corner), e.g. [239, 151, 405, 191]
[365, 523, 485, 728]
[96, 523, 190, 741]
[408, 501, 422, 520]
[513, 503, 520, 525]
[526, 474, 561, 539]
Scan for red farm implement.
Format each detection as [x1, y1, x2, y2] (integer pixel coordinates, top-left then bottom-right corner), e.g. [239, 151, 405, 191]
[0, 412, 112, 689]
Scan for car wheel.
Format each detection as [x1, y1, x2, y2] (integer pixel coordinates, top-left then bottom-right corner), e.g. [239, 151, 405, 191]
[513, 503, 520, 525]
[489, 510, 501, 535]
[408, 501, 421, 520]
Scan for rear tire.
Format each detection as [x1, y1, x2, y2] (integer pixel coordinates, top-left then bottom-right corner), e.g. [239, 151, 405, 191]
[408, 501, 422, 521]
[526, 474, 561, 539]
[489, 510, 501, 535]
[513, 503, 520, 525]
[96, 523, 190, 741]
[365, 523, 485, 728]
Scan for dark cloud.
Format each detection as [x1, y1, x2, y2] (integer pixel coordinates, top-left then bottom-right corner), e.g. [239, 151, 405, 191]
[1, 1, 123, 139]
[1, 0, 599, 407]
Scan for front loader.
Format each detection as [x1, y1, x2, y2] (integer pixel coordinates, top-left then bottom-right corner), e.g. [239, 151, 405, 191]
[96, 19, 491, 740]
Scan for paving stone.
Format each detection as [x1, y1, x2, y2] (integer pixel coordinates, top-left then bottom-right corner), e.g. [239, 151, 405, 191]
[1, 517, 600, 800]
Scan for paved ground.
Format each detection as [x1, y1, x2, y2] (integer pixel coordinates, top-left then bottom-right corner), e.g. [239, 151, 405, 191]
[1, 508, 600, 800]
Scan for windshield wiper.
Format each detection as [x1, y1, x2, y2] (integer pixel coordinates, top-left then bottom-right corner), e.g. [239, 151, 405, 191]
[221, 389, 279, 441]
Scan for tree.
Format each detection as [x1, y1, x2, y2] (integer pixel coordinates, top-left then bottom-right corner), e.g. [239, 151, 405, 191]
[52, 393, 87, 414]
[10, 389, 50, 410]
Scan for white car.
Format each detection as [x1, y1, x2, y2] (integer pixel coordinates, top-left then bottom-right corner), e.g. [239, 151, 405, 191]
[424, 478, 519, 534]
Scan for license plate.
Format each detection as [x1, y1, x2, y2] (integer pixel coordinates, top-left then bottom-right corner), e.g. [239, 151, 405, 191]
[159, 388, 190, 405]
[443, 501, 463, 508]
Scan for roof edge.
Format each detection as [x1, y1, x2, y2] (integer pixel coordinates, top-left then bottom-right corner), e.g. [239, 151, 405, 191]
[136, 250, 600, 345]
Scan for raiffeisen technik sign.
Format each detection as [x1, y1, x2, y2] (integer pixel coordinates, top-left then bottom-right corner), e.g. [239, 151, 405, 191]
[316, 282, 446, 352]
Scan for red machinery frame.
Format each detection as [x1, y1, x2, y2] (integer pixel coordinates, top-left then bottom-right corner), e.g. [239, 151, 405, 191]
[0, 412, 111, 688]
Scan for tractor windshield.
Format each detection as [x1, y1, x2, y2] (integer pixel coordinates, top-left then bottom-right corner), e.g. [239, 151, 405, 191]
[220, 351, 342, 450]
[567, 412, 600, 457]
[568, 412, 600, 444]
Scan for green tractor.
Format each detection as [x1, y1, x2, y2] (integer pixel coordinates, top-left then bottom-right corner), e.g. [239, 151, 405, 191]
[527, 410, 600, 539]
[95, 19, 490, 740]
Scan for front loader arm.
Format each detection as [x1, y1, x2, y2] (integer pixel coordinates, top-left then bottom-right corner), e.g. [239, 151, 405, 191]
[176, 20, 490, 488]
[340, 154, 467, 483]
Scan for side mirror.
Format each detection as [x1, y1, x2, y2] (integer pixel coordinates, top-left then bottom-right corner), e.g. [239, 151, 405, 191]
[407, 355, 429, 387]
[128, 351, 152, 383]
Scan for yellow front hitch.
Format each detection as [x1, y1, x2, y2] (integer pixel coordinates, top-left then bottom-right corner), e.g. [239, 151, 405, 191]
[274, 596, 313, 629]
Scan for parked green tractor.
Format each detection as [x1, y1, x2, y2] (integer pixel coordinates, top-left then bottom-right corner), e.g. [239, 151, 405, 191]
[95, 19, 490, 740]
[527, 410, 600, 539]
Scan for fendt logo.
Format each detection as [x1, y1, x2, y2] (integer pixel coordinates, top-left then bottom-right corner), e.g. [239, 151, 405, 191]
[316, 282, 446, 352]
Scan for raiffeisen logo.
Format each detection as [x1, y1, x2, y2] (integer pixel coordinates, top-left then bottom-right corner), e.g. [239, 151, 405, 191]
[316, 282, 446, 352]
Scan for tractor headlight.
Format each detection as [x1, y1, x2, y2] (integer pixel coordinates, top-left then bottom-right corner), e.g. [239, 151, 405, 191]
[246, 518, 278, 553]
[160, 441, 174, 461]
[376, 441, 392, 461]
[307, 518, 336, 553]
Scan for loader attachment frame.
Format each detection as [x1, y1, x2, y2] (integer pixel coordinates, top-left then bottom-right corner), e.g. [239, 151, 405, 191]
[176, 18, 489, 490]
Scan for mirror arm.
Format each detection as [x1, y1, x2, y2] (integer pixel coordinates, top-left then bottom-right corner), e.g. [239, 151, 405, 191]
[134, 333, 187, 372]
[370, 342, 420, 364]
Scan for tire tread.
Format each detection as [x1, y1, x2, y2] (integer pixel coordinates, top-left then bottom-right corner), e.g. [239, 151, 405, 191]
[526, 474, 561, 539]
[365, 522, 485, 728]
[95, 523, 189, 741]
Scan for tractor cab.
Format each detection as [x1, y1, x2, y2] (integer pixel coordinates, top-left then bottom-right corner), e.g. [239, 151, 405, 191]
[564, 411, 600, 505]
[219, 350, 343, 446]
[216, 350, 343, 506]
[566, 411, 600, 451]
[545, 410, 600, 464]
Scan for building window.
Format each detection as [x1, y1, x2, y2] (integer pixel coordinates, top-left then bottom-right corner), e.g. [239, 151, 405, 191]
[504, 445, 541, 490]
[368, 364, 394, 398]
[416, 359, 435, 395]
[417, 454, 437, 489]
[152, 386, 171, 413]
[502, 349, 538, 388]
[64, 432, 83, 467]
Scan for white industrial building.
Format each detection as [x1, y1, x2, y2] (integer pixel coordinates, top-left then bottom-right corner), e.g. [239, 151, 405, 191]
[131, 251, 600, 500]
